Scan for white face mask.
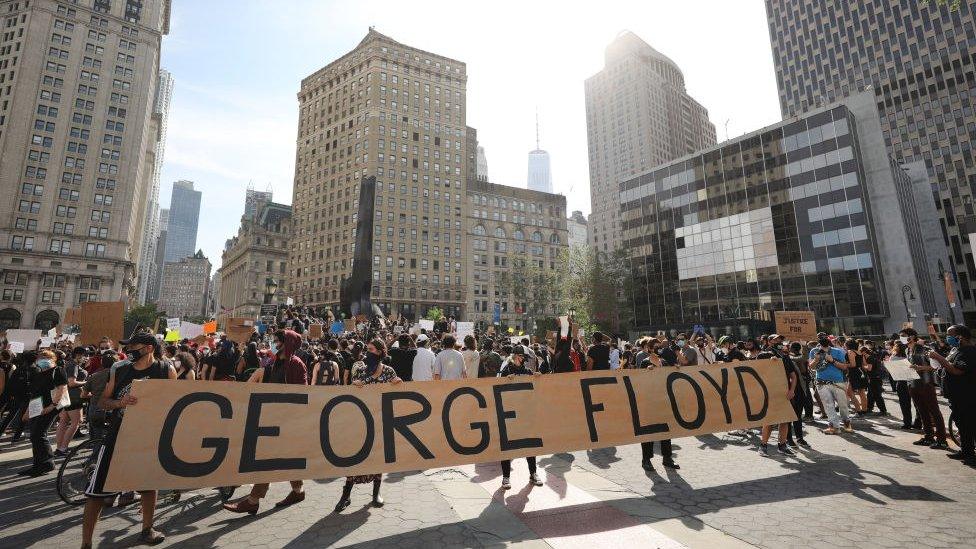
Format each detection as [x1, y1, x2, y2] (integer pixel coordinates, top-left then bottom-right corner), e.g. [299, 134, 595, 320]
[899, 336, 909, 345]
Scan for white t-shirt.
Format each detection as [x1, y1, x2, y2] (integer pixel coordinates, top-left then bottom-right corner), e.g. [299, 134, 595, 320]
[609, 348, 621, 370]
[461, 349, 481, 379]
[412, 347, 436, 381]
[434, 348, 465, 380]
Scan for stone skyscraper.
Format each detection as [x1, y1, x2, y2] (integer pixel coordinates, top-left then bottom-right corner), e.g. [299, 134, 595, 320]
[290, 29, 468, 319]
[136, 68, 174, 304]
[584, 31, 716, 255]
[0, 0, 170, 330]
[766, 0, 976, 320]
[163, 180, 201, 263]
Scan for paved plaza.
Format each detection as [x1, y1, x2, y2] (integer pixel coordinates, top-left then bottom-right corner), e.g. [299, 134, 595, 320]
[1, 394, 973, 549]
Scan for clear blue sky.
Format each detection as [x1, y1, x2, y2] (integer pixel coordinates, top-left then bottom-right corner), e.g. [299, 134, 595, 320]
[158, 0, 782, 268]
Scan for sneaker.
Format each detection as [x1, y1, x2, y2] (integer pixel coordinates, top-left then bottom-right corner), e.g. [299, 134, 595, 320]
[53, 449, 67, 458]
[913, 438, 935, 446]
[662, 459, 680, 470]
[641, 460, 655, 472]
[777, 444, 796, 456]
[139, 528, 165, 546]
[758, 443, 769, 457]
[529, 474, 543, 487]
[501, 477, 511, 490]
[929, 441, 950, 450]
[786, 439, 799, 448]
[948, 451, 976, 461]
[797, 439, 811, 448]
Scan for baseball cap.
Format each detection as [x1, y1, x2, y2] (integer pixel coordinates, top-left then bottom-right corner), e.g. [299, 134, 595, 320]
[511, 345, 527, 356]
[768, 333, 784, 342]
[120, 332, 157, 346]
[717, 335, 732, 346]
[416, 334, 429, 343]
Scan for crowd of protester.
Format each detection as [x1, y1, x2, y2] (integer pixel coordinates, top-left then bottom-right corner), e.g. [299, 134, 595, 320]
[0, 305, 973, 547]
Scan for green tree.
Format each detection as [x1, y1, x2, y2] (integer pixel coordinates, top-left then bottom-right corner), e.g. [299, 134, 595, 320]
[497, 254, 567, 337]
[424, 307, 444, 322]
[124, 303, 160, 329]
[918, 0, 961, 10]
[564, 247, 635, 338]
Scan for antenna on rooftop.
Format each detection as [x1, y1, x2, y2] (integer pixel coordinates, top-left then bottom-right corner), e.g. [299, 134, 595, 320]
[535, 107, 540, 150]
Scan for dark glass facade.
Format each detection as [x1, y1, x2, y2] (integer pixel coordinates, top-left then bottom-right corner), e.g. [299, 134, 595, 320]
[620, 105, 887, 335]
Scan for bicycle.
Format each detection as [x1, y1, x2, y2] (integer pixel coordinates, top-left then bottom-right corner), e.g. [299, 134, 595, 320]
[56, 434, 102, 506]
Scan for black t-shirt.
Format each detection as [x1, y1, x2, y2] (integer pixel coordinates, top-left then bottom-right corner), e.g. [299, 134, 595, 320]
[339, 351, 354, 382]
[111, 360, 171, 416]
[947, 345, 976, 405]
[388, 347, 417, 381]
[29, 365, 68, 407]
[587, 343, 611, 370]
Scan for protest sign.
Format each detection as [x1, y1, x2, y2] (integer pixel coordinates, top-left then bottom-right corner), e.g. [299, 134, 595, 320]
[38, 337, 55, 348]
[225, 317, 255, 344]
[203, 321, 217, 335]
[309, 324, 323, 339]
[181, 322, 204, 340]
[7, 329, 42, 351]
[774, 311, 817, 342]
[8, 341, 24, 354]
[455, 322, 474, 340]
[419, 319, 434, 331]
[47, 327, 57, 338]
[79, 301, 124, 345]
[330, 321, 344, 335]
[558, 316, 569, 338]
[344, 319, 357, 332]
[166, 318, 181, 331]
[104, 359, 793, 491]
[885, 358, 920, 381]
[165, 330, 180, 342]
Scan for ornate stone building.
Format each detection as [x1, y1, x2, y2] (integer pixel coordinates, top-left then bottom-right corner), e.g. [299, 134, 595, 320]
[218, 200, 291, 320]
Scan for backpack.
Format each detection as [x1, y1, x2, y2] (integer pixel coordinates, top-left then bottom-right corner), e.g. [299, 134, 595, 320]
[6, 364, 30, 400]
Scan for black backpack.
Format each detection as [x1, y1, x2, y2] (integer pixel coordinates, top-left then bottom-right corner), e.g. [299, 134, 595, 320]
[5, 364, 31, 400]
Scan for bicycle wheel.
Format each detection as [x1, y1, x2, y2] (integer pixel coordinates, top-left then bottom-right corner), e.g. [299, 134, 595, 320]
[57, 437, 102, 506]
[948, 411, 960, 447]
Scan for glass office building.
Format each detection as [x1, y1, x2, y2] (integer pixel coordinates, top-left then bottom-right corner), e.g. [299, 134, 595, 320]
[620, 103, 891, 336]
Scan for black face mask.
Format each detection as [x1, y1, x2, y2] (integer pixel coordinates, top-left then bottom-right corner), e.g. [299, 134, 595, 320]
[127, 347, 143, 361]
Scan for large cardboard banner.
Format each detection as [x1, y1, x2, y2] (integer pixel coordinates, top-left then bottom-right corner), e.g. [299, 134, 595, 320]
[80, 301, 124, 345]
[105, 360, 794, 491]
[774, 310, 817, 342]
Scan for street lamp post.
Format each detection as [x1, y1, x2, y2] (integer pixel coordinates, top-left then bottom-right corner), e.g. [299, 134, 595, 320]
[264, 277, 278, 305]
[901, 284, 915, 324]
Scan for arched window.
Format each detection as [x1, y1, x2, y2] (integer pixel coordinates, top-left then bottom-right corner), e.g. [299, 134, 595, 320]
[494, 227, 506, 238]
[532, 231, 542, 243]
[34, 309, 59, 332]
[550, 233, 560, 244]
[473, 225, 486, 236]
[0, 308, 21, 331]
[514, 229, 524, 240]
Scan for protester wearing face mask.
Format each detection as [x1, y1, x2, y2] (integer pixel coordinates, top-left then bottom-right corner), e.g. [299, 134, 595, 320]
[811, 337, 852, 435]
[18, 350, 67, 477]
[82, 331, 175, 548]
[899, 328, 949, 450]
[672, 332, 698, 366]
[928, 324, 976, 463]
[497, 346, 546, 487]
[224, 330, 309, 515]
[334, 338, 402, 512]
[757, 335, 802, 455]
[715, 336, 747, 362]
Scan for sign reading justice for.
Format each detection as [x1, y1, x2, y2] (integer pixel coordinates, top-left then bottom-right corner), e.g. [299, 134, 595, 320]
[106, 360, 794, 491]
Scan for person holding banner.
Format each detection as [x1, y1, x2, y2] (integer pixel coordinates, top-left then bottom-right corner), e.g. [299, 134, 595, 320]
[334, 338, 402, 512]
[497, 345, 545, 489]
[223, 330, 309, 515]
[637, 346, 679, 471]
[82, 332, 175, 548]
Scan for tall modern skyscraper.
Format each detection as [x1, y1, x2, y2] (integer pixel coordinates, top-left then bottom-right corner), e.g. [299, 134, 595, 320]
[527, 113, 552, 193]
[148, 208, 168, 303]
[291, 29, 468, 319]
[584, 31, 716, 255]
[136, 68, 174, 304]
[0, 0, 171, 330]
[766, 0, 976, 320]
[163, 180, 201, 263]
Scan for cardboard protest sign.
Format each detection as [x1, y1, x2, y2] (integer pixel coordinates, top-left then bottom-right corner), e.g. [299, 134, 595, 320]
[344, 319, 356, 332]
[309, 324, 323, 339]
[79, 301, 124, 345]
[224, 317, 255, 344]
[7, 329, 42, 351]
[774, 311, 817, 342]
[885, 358, 920, 381]
[105, 360, 793, 491]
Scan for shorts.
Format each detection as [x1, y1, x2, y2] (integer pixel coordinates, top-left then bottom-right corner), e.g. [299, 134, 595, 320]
[85, 418, 121, 499]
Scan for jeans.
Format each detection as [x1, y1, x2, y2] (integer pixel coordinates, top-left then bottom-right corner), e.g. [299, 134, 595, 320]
[641, 440, 673, 461]
[500, 456, 536, 477]
[910, 384, 946, 441]
[817, 382, 850, 428]
[29, 409, 58, 470]
[866, 377, 887, 414]
[895, 381, 913, 427]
